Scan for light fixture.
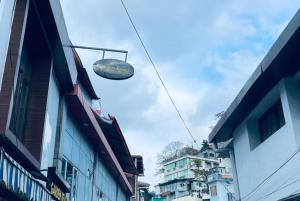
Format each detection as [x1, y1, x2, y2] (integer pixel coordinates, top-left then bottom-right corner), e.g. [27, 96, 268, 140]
[68, 45, 134, 80]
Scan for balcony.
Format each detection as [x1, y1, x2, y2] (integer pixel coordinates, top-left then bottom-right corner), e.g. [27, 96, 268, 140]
[207, 167, 232, 182]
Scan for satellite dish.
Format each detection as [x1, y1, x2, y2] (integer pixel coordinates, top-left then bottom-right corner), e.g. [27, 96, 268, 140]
[93, 59, 134, 80]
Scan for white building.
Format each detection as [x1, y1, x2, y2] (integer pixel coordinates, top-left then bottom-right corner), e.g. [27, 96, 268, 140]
[163, 155, 219, 182]
[207, 167, 234, 201]
[209, 9, 300, 201]
[155, 152, 221, 201]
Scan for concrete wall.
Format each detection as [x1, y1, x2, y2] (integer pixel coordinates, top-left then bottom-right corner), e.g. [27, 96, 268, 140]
[210, 181, 233, 201]
[40, 69, 60, 170]
[0, 0, 15, 89]
[58, 96, 128, 201]
[232, 78, 300, 201]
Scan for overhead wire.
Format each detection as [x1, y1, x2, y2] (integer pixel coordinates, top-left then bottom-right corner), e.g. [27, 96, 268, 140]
[253, 166, 300, 201]
[254, 178, 300, 201]
[119, 0, 198, 147]
[241, 146, 300, 201]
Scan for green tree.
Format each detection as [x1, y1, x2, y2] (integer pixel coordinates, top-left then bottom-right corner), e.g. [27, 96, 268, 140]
[200, 140, 209, 151]
[191, 159, 210, 181]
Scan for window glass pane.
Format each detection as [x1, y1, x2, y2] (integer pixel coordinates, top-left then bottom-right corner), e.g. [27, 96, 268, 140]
[61, 158, 66, 177]
[66, 162, 73, 185]
[259, 101, 285, 142]
[72, 169, 78, 201]
[9, 57, 31, 140]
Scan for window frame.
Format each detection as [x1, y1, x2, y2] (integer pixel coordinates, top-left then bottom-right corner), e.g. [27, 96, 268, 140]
[258, 100, 285, 142]
[61, 157, 78, 201]
[210, 185, 217, 197]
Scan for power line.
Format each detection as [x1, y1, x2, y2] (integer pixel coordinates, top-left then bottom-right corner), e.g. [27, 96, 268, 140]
[254, 178, 300, 201]
[241, 146, 300, 201]
[119, 0, 198, 146]
[254, 167, 300, 201]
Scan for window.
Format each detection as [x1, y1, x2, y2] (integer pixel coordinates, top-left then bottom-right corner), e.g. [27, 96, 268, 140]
[9, 55, 31, 140]
[177, 159, 187, 168]
[205, 161, 211, 168]
[61, 158, 78, 201]
[228, 193, 234, 201]
[210, 186, 217, 197]
[258, 100, 285, 142]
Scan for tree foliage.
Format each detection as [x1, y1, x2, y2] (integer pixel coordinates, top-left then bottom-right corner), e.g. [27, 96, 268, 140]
[200, 140, 210, 151]
[157, 141, 184, 165]
[191, 159, 210, 181]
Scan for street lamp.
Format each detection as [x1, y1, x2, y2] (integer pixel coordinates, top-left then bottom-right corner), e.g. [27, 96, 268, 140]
[69, 45, 134, 80]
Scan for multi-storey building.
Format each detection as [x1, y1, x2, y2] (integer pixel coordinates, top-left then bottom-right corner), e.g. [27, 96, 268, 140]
[209, 9, 300, 201]
[0, 0, 142, 201]
[155, 153, 220, 201]
[163, 155, 219, 182]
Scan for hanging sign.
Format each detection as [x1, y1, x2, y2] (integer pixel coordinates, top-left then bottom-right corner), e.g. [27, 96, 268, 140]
[93, 59, 134, 80]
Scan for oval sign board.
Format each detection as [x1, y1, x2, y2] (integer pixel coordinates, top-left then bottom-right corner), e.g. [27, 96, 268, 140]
[93, 59, 134, 80]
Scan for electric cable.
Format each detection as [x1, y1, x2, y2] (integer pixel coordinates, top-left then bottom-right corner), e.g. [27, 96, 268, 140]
[253, 167, 300, 201]
[119, 0, 199, 147]
[254, 178, 300, 201]
[241, 146, 300, 201]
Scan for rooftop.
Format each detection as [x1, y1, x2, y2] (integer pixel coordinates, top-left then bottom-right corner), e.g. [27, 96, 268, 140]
[163, 155, 218, 166]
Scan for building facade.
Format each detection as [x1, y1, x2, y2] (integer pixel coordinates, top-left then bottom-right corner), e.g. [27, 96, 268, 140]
[0, 0, 142, 201]
[162, 155, 219, 182]
[207, 167, 234, 201]
[209, 9, 300, 201]
[155, 154, 220, 201]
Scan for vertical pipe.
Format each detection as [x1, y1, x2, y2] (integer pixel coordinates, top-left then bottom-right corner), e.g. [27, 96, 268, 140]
[229, 149, 241, 201]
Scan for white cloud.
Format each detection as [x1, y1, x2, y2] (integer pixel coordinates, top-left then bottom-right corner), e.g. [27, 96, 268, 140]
[60, 0, 299, 189]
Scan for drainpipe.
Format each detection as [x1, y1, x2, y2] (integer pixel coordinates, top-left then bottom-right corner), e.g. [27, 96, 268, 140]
[214, 148, 241, 201]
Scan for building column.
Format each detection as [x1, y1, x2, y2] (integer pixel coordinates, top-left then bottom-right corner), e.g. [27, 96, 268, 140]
[229, 149, 240, 201]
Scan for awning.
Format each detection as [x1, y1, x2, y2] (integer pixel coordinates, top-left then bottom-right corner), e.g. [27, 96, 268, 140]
[93, 114, 137, 175]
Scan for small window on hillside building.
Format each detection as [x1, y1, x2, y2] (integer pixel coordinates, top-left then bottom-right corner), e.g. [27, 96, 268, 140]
[210, 185, 217, 197]
[258, 100, 285, 142]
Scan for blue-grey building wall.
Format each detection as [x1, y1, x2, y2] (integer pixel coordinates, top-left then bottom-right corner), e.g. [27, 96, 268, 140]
[59, 101, 93, 201]
[53, 80, 129, 201]
[0, 0, 15, 89]
[40, 69, 60, 171]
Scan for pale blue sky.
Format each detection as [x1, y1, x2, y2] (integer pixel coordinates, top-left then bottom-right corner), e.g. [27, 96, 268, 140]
[60, 0, 299, 187]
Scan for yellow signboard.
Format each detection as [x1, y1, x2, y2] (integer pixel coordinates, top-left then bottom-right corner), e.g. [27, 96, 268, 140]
[50, 183, 68, 201]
